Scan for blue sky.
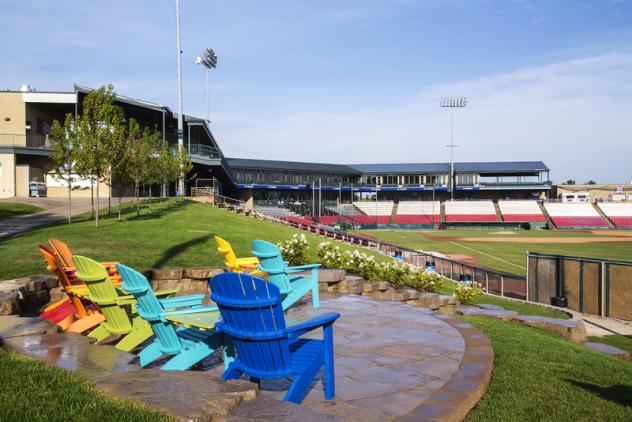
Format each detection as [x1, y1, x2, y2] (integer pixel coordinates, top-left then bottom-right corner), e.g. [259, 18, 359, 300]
[2, 0, 632, 182]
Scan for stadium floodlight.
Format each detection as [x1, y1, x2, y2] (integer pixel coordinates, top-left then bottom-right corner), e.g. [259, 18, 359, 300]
[440, 96, 467, 200]
[175, 0, 184, 198]
[196, 47, 218, 122]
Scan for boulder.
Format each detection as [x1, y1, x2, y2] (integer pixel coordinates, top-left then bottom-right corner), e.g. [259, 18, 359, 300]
[0, 291, 20, 315]
[150, 268, 183, 280]
[457, 306, 518, 320]
[403, 289, 421, 300]
[377, 281, 391, 291]
[27, 276, 57, 291]
[151, 279, 180, 292]
[439, 295, 458, 306]
[183, 268, 223, 280]
[362, 282, 380, 294]
[48, 287, 66, 304]
[337, 277, 364, 295]
[416, 292, 442, 309]
[515, 315, 587, 343]
[178, 279, 210, 295]
[317, 269, 346, 283]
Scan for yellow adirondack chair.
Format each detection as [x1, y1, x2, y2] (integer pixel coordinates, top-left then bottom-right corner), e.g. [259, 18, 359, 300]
[214, 236, 260, 271]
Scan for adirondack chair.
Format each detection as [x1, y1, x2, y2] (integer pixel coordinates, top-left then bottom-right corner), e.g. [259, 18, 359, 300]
[38, 244, 106, 333]
[116, 263, 229, 370]
[49, 239, 121, 284]
[72, 255, 154, 352]
[210, 272, 340, 404]
[214, 236, 260, 271]
[251, 239, 320, 310]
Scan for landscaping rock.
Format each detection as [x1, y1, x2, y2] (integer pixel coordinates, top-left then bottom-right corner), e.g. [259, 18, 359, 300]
[24, 289, 50, 308]
[97, 369, 258, 421]
[416, 292, 442, 309]
[317, 269, 346, 283]
[178, 279, 210, 295]
[515, 316, 587, 343]
[150, 268, 183, 280]
[403, 289, 421, 300]
[478, 303, 505, 311]
[336, 277, 364, 295]
[457, 306, 518, 320]
[151, 279, 180, 292]
[439, 295, 458, 306]
[0, 291, 20, 315]
[362, 282, 380, 294]
[584, 342, 630, 360]
[377, 281, 391, 291]
[226, 394, 336, 422]
[48, 287, 65, 304]
[26, 276, 57, 291]
[183, 267, 223, 279]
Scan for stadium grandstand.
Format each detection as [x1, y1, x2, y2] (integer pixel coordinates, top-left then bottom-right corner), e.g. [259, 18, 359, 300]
[4, 85, 631, 232]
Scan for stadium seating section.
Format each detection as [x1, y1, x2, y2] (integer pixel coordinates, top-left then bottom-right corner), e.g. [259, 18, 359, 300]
[544, 203, 608, 228]
[394, 201, 440, 224]
[498, 200, 546, 222]
[597, 202, 632, 228]
[353, 201, 394, 224]
[444, 200, 497, 223]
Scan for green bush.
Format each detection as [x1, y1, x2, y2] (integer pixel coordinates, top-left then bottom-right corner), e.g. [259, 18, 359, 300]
[454, 281, 484, 305]
[317, 241, 343, 268]
[406, 268, 443, 293]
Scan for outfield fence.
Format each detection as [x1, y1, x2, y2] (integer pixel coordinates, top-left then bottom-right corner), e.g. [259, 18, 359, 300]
[527, 252, 632, 321]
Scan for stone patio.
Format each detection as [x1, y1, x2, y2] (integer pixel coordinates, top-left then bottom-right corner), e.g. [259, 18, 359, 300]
[0, 292, 493, 421]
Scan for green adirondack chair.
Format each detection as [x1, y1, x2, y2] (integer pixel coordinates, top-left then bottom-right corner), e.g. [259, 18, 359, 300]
[72, 255, 154, 352]
[251, 240, 320, 310]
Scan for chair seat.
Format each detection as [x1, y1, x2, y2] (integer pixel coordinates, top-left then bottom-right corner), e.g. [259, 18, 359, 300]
[290, 338, 324, 374]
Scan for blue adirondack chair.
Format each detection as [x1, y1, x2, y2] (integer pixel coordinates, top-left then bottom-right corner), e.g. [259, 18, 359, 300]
[116, 263, 229, 371]
[210, 272, 340, 404]
[251, 239, 320, 310]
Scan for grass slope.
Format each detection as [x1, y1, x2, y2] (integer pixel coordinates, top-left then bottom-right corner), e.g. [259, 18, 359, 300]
[355, 229, 632, 276]
[0, 350, 173, 422]
[0, 199, 388, 280]
[587, 335, 632, 356]
[465, 316, 632, 421]
[0, 202, 43, 220]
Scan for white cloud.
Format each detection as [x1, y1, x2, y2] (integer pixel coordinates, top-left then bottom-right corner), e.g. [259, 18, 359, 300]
[215, 51, 632, 183]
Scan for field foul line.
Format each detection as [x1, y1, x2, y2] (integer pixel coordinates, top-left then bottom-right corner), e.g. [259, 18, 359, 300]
[448, 241, 527, 270]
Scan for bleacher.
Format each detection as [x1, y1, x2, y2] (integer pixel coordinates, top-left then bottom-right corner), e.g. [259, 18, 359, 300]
[597, 202, 632, 228]
[498, 200, 546, 223]
[395, 201, 440, 224]
[353, 201, 394, 224]
[544, 203, 608, 228]
[444, 200, 497, 223]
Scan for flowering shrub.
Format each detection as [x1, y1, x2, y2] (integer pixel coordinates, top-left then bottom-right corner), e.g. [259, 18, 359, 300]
[277, 233, 310, 265]
[453, 281, 484, 305]
[379, 261, 410, 288]
[407, 268, 443, 293]
[317, 242, 343, 268]
[345, 250, 381, 281]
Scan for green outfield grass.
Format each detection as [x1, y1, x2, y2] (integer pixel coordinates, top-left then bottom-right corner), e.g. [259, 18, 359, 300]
[0, 199, 389, 280]
[353, 229, 632, 276]
[0, 202, 43, 220]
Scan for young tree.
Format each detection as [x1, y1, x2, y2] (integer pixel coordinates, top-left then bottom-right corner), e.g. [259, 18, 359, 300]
[564, 179, 576, 185]
[585, 180, 597, 185]
[120, 119, 162, 216]
[151, 143, 193, 205]
[49, 114, 78, 224]
[72, 85, 125, 227]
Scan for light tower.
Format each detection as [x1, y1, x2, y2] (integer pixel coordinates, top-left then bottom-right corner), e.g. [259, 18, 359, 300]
[196, 48, 218, 122]
[440, 96, 467, 201]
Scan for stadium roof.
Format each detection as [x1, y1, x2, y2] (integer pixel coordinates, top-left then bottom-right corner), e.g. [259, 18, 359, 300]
[349, 161, 549, 174]
[226, 158, 361, 174]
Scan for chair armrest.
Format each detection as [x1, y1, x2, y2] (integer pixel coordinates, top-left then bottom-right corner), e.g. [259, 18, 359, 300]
[160, 305, 219, 317]
[159, 294, 205, 308]
[286, 312, 340, 338]
[284, 264, 321, 273]
[115, 294, 136, 306]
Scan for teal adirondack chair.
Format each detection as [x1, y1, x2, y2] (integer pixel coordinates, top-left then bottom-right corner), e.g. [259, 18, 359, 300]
[210, 272, 340, 404]
[251, 240, 320, 310]
[116, 263, 230, 370]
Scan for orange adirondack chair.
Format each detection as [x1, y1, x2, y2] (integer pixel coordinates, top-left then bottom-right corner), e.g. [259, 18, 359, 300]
[38, 244, 105, 332]
[49, 239, 121, 284]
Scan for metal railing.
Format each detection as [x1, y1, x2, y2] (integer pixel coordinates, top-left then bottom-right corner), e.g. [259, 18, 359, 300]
[0, 134, 51, 148]
[188, 143, 222, 159]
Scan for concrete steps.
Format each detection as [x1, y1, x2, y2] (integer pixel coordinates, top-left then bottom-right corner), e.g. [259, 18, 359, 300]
[494, 201, 503, 222]
[592, 202, 615, 228]
[538, 202, 555, 228]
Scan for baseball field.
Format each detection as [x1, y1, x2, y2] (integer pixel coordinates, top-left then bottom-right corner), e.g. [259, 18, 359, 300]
[352, 228, 632, 276]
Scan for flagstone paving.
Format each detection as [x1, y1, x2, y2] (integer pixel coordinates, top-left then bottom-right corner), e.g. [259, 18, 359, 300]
[0, 293, 493, 421]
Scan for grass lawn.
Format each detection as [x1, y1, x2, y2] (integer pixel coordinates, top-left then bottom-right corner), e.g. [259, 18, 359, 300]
[0, 199, 389, 280]
[0, 202, 43, 220]
[354, 229, 632, 276]
[587, 335, 632, 356]
[0, 350, 172, 422]
[465, 316, 632, 421]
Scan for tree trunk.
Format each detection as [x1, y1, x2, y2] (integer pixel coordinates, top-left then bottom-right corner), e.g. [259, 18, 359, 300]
[90, 181, 94, 219]
[67, 178, 72, 224]
[136, 181, 140, 217]
[108, 184, 111, 215]
[118, 192, 122, 222]
[95, 175, 100, 228]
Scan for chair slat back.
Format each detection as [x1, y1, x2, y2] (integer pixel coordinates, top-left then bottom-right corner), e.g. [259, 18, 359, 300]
[210, 272, 291, 375]
[73, 255, 132, 332]
[251, 240, 291, 294]
[116, 263, 181, 352]
[49, 239, 74, 269]
[214, 236, 240, 271]
[38, 244, 88, 317]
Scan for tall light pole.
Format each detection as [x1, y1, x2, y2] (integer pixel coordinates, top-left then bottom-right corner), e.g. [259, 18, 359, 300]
[440, 96, 467, 201]
[196, 48, 218, 122]
[175, 0, 184, 198]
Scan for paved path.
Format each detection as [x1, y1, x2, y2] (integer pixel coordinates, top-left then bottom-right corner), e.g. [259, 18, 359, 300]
[0, 197, 133, 238]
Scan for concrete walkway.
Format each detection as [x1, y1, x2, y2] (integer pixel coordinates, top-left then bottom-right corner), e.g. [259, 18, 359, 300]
[0, 197, 133, 238]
